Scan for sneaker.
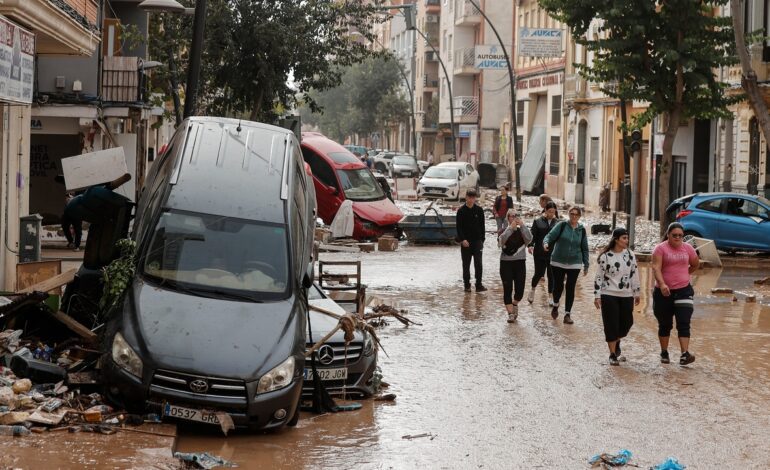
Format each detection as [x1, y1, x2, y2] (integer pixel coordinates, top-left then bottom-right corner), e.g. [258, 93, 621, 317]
[475, 285, 488, 292]
[550, 305, 559, 319]
[73, 247, 80, 252]
[680, 351, 695, 366]
[609, 354, 620, 366]
[507, 310, 518, 323]
[616, 342, 627, 362]
[464, 285, 472, 293]
[527, 289, 535, 304]
[660, 350, 671, 364]
[548, 295, 554, 307]
[563, 313, 574, 324]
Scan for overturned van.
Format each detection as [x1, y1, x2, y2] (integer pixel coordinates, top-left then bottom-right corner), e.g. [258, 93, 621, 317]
[102, 117, 316, 431]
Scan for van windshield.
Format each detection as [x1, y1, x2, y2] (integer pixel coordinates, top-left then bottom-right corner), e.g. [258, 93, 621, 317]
[142, 210, 290, 300]
[337, 169, 385, 201]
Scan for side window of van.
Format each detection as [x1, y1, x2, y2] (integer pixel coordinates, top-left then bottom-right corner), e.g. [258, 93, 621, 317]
[301, 147, 338, 190]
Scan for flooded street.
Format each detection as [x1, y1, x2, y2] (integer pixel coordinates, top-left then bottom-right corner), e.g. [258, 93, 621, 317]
[173, 243, 770, 469]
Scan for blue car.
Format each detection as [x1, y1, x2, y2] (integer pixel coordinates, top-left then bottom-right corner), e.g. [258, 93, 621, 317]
[666, 193, 770, 252]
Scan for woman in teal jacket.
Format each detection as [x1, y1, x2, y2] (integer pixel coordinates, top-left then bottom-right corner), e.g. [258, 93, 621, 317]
[543, 206, 589, 324]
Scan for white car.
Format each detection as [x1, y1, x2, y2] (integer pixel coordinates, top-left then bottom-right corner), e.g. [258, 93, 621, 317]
[417, 162, 480, 201]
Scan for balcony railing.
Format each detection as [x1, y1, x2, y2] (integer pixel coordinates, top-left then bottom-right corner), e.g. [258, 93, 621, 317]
[563, 74, 586, 101]
[454, 0, 481, 25]
[453, 96, 479, 118]
[51, 0, 100, 32]
[453, 48, 479, 75]
[423, 74, 439, 88]
[102, 56, 140, 103]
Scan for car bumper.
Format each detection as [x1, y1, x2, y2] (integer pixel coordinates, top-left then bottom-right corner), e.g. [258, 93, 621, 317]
[302, 352, 378, 399]
[103, 358, 303, 431]
[418, 186, 458, 199]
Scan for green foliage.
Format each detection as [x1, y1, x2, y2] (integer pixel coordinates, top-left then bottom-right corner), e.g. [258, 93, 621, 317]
[540, 0, 739, 126]
[147, 0, 380, 122]
[301, 55, 408, 141]
[99, 239, 137, 317]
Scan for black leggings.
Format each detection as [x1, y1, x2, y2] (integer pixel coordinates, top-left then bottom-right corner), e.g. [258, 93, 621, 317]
[653, 285, 694, 338]
[552, 266, 581, 312]
[531, 257, 553, 293]
[500, 259, 526, 305]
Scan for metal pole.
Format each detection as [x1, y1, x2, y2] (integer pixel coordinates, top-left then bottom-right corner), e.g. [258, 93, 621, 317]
[629, 147, 640, 249]
[466, 0, 521, 201]
[413, 27, 456, 159]
[619, 98, 631, 213]
[183, 0, 207, 119]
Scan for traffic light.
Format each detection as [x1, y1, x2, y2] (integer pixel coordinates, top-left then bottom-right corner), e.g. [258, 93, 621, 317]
[629, 128, 642, 152]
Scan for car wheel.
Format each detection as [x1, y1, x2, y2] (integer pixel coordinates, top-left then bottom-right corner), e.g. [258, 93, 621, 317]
[286, 406, 300, 427]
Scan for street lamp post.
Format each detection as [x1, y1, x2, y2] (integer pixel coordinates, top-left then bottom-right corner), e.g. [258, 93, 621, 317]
[466, 0, 522, 201]
[139, 0, 207, 119]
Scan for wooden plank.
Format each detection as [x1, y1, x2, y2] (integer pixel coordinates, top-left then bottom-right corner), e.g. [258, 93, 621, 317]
[16, 261, 62, 295]
[49, 310, 97, 343]
[18, 268, 76, 294]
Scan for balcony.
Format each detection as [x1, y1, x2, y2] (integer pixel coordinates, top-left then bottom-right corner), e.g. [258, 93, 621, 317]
[453, 96, 479, 123]
[454, 0, 481, 26]
[423, 74, 440, 90]
[425, 0, 441, 13]
[425, 51, 439, 62]
[417, 114, 439, 133]
[0, 0, 100, 55]
[453, 48, 479, 76]
[102, 56, 141, 103]
[563, 74, 586, 102]
[726, 43, 769, 86]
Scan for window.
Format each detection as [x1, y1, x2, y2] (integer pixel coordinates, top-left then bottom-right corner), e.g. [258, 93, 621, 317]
[302, 148, 338, 189]
[337, 169, 385, 201]
[727, 197, 770, 218]
[551, 95, 562, 126]
[589, 137, 600, 180]
[697, 198, 724, 213]
[515, 136, 524, 160]
[143, 211, 290, 299]
[549, 136, 560, 175]
[516, 100, 525, 127]
[466, 164, 474, 174]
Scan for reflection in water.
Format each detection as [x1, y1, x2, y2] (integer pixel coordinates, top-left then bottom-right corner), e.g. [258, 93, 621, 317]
[173, 245, 770, 469]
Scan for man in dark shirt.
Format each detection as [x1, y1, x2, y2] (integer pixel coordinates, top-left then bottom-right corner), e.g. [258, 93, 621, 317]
[456, 189, 487, 292]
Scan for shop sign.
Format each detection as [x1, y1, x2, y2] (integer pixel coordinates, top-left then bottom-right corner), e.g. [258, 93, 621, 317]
[0, 15, 35, 104]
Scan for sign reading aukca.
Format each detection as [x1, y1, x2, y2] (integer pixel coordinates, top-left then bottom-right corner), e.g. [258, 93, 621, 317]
[0, 15, 34, 104]
[518, 28, 562, 58]
[474, 45, 510, 70]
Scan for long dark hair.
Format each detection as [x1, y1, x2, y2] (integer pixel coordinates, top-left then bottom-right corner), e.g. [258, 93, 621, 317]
[543, 201, 559, 219]
[598, 228, 628, 261]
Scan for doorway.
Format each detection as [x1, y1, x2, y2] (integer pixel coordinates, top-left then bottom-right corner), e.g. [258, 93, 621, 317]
[575, 120, 587, 204]
[748, 117, 760, 195]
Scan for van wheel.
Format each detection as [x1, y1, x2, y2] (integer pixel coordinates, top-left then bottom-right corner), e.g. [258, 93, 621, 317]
[286, 407, 300, 427]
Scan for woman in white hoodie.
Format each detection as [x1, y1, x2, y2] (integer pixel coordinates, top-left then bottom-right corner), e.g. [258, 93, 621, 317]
[593, 228, 641, 365]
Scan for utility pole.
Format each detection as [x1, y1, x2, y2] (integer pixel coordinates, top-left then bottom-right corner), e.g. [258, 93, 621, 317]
[183, 0, 207, 118]
[466, 0, 521, 201]
[628, 129, 642, 249]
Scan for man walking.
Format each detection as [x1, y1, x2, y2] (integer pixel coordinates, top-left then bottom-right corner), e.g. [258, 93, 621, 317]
[456, 189, 487, 292]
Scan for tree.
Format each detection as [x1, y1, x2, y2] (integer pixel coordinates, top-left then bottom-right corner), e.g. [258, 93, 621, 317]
[148, 0, 379, 122]
[731, 0, 770, 189]
[540, 0, 739, 234]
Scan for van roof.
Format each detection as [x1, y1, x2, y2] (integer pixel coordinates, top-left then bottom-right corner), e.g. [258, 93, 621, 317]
[166, 117, 294, 224]
[301, 132, 366, 170]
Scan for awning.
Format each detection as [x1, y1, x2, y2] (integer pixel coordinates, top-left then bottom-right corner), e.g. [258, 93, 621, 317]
[519, 126, 546, 193]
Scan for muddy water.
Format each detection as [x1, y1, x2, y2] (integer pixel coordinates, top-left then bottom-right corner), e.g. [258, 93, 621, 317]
[173, 243, 770, 469]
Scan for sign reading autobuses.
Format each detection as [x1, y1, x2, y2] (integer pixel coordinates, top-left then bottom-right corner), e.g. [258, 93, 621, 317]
[0, 15, 35, 104]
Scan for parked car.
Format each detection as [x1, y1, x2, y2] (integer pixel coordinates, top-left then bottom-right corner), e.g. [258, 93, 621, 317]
[666, 192, 770, 252]
[301, 132, 403, 239]
[389, 154, 420, 178]
[417, 160, 430, 174]
[343, 144, 368, 159]
[103, 117, 316, 431]
[417, 162, 480, 201]
[372, 151, 397, 174]
[305, 284, 377, 399]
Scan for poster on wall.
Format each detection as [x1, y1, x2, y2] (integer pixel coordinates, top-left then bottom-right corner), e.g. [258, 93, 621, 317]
[0, 15, 35, 104]
[518, 28, 562, 58]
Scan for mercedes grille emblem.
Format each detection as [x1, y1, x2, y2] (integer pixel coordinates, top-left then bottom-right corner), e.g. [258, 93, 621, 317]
[317, 345, 335, 365]
[189, 379, 209, 393]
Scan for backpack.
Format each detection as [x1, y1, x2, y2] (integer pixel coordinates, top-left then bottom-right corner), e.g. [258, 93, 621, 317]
[502, 228, 525, 256]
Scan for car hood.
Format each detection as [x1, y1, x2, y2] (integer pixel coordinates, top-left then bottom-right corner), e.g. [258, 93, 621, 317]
[124, 278, 302, 381]
[307, 298, 361, 343]
[419, 177, 456, 187]
[351, 198, 403, 226]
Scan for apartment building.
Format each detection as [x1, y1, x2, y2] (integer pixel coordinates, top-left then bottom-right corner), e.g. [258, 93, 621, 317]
[414, 0, 442, 159]
[438, 0, 513, 165]
[388, 6, 416, 154]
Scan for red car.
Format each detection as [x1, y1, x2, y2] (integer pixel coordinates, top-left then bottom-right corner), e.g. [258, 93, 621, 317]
[301, 132, 403, 239]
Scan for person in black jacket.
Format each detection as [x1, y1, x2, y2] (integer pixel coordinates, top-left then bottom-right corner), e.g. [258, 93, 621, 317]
[492, 185, 514, 233]
[456, 189, 487, 292]
[527, 201, 559, 304]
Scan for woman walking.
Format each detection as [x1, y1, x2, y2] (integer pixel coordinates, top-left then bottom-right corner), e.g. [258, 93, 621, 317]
[542, 206, 589, 324]
[498, 209, 532, 323]
[651, 222, 699, 365]
[528, 201, 559, 305]
[594, 228, 641, 365]
[493, 185, 513, 233]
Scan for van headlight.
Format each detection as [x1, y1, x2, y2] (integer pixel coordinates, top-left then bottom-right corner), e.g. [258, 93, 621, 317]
[257, 356, 295, 394]
[112, 332, 143, 378]
[363, 333, 375, 356]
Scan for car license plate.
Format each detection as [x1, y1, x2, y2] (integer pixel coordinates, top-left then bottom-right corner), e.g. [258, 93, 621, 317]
[163, 403, 221, 425]
[303, 367, 348, 381]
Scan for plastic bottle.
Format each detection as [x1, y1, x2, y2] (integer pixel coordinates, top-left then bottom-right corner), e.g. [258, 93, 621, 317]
[0, 425, 31, 437]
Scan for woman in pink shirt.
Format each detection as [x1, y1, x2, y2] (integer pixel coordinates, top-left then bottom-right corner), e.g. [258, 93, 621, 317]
[651, 222, 700, 365]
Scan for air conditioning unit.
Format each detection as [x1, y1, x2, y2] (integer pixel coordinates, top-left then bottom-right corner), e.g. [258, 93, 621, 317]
[426, 14, 438, 23]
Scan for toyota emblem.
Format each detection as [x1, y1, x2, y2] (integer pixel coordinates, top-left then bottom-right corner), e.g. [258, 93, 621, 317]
[189, 379, 209, 393]
[317, 345, 335, 365]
